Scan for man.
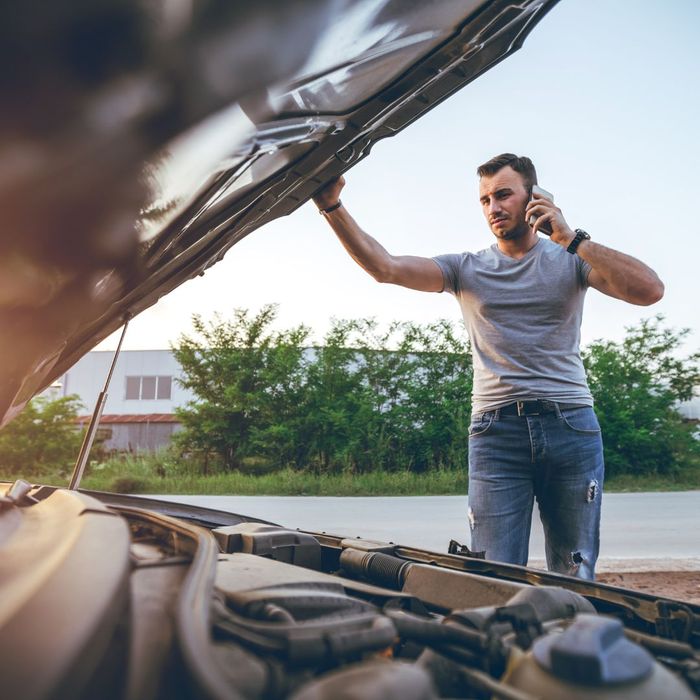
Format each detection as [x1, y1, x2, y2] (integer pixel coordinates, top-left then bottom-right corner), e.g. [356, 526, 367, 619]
[313, 154, 663, 579]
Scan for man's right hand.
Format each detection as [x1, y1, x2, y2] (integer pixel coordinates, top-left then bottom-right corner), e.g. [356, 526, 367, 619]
[313, 175, 345, 210]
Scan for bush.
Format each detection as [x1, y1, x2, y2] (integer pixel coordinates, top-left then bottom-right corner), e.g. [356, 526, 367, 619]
[0, 395, 84, 478]
[583, 315, 699, 476]
[110, 476, 149, 494]
[173, 305, 311, 471]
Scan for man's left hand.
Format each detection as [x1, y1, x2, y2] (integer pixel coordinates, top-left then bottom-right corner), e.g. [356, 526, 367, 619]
[525, 193, 575, 247]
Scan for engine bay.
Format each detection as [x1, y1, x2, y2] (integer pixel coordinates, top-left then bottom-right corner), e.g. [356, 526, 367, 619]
[1, 485, 699, 699]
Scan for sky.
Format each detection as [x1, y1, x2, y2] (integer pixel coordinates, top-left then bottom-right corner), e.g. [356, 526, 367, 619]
[97, 0, 699, 354]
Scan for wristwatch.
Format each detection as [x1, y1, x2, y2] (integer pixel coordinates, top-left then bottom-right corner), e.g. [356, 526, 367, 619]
[566, 228, 591, 254]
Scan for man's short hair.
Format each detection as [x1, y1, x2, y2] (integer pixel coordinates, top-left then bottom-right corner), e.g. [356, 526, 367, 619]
[477, 153, 538, 191]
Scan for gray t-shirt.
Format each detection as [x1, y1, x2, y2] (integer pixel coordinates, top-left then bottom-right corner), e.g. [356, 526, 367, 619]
[433, 238, 593, 413]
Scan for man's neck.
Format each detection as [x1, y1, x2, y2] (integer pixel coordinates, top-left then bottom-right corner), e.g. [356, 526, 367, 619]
[496, 230, 539, 259]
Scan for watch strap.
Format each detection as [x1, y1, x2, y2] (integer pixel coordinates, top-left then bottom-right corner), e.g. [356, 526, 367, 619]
[319, 200, 342, 214]
[567, 228, 590, 254]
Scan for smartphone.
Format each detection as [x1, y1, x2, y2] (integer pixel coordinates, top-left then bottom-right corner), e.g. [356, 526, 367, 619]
[529, 184, 554, 235]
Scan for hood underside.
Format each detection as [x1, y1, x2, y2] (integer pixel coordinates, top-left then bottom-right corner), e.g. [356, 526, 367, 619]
[0, 0, 559, 425]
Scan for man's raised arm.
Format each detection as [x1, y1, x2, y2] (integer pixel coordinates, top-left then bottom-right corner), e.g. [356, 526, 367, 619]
[313, 176, 444, 293]
[526, 191, 664, 306]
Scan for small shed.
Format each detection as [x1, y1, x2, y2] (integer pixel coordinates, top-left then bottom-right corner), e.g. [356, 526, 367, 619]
[77, 413, 182, 453]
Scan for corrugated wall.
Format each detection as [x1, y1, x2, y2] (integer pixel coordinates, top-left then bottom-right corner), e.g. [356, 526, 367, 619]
[102, 422, 182, 453]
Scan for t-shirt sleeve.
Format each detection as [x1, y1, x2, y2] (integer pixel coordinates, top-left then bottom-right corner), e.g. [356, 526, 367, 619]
[576, 255, 592, 288]
[432, 253, 465, 295]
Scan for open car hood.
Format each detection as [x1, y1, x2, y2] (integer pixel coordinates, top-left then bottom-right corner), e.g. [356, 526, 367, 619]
[5, 9, 700, 696]
[0, 0, 559, 426]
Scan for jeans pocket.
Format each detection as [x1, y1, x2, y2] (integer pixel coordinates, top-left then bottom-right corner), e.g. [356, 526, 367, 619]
[468, 413, 495, 437]
[560, 407, 601, 434]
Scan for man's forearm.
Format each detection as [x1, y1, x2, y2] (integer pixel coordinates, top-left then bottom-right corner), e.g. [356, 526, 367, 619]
[576, 239, 664, 305]
[527, 195, 664, 306]
[314, 176, 443, 292]
[321, 205, 395, 282]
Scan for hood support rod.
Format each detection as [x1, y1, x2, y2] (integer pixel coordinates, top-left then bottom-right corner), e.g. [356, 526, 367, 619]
[69, 315, 130, 490]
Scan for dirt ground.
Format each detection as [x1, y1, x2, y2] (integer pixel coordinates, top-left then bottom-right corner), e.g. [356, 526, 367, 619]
[596, 571, 700, 604]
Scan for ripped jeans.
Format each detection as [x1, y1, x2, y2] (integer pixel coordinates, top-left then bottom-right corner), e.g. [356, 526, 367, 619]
[467, 405, 604, 580]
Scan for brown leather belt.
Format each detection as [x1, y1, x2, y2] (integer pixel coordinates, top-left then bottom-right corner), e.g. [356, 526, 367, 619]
[499, 400, 587, 417]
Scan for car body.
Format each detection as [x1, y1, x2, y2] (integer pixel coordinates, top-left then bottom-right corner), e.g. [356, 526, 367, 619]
[1, 2, 698, 699]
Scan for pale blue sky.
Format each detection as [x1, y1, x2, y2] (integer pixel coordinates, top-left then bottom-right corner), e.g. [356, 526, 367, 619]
[100, 0, 699, 352]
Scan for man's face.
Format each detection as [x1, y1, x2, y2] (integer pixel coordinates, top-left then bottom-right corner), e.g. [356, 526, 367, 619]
[479, 166, 530, 241]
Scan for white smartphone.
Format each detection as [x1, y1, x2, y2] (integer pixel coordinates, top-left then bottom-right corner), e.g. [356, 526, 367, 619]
[529, 184, 554, 235]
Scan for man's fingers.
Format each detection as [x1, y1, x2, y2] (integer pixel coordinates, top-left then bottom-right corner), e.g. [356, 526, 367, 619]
[529, 210, 560, 234]
[530, 213, 553, 229]
[526, 201, 558, 219]
[326, 174, 345, 189]
[313, 174, 345, 206]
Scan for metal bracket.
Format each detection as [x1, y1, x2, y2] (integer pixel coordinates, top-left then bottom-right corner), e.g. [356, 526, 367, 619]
[448, 539, 486, 559]
[656, 601, 698, 643]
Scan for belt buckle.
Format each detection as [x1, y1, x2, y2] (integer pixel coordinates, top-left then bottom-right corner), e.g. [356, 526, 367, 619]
[516, 400, 541, 416]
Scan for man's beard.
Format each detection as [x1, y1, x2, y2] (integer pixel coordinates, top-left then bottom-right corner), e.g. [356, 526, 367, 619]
[495, 221, 529, 240]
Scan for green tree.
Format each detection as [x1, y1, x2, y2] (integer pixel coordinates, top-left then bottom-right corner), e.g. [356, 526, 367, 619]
[583, 315, 699, 476]
[297, 317, 472, 473]
[297, 319, 371, 472]
[387, 319, 473, 472]
[173, 305, 310, 471]
[173, 309, 474, 475]
[0, 395, 84, 477]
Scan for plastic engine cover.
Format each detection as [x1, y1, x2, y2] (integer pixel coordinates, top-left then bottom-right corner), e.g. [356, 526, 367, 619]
[213, 522, 321, 570]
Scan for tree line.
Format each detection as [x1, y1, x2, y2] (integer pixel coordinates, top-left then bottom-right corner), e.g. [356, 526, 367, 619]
[0, 307, 697, 480]
[173, 306, 473, 475]
[172, 306, 699, 478]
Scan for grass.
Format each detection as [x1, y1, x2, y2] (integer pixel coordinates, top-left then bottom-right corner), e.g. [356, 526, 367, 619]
[59, 463, 469, 496]
[603, 471, 700, 493]
[5, 453, 699, 496]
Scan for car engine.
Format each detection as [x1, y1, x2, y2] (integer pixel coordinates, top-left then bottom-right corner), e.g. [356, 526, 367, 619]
[1, 485, 698, 699]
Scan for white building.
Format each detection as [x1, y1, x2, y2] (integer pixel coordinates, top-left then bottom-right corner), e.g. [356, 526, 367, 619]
[56, 350, 196, 453]
[679, 396, 700, 422]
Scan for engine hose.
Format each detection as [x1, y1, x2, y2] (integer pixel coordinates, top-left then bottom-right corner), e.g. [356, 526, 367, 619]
[339, 548, 412, 589]
[212, 603, 398, 665]
[384, 608, 487, 653]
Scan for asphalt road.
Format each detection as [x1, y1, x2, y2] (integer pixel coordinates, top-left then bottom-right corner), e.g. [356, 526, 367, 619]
[148, 491, 700, 571]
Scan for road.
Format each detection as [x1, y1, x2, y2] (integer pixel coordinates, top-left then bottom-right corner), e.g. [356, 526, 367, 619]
[147, 491, 700, 572]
